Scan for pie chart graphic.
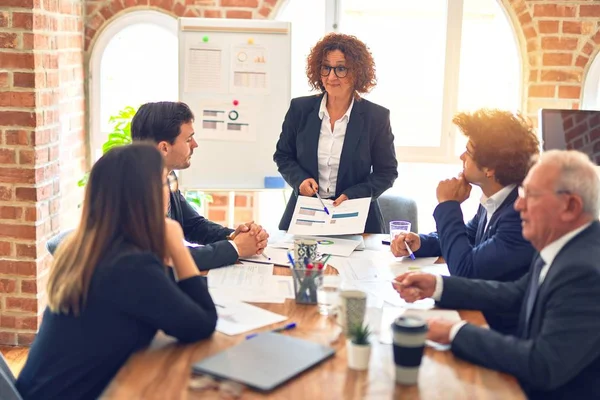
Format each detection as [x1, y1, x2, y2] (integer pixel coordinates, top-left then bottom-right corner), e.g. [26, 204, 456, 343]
[316, 240, 334, 245]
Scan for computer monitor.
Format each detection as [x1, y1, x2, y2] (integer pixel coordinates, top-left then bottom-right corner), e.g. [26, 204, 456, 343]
[539, 108, 600, 165]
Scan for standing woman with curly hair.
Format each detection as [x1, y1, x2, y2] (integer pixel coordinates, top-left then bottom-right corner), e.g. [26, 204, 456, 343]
[273, 33, 398, 233]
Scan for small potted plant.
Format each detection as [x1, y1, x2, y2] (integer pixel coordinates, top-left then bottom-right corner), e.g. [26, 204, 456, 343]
[346, 323, 371, 371]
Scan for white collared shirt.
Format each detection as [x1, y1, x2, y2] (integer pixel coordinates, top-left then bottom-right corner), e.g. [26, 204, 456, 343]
[480, 184, 516, 231]
[317, 93, 354, 198]
[434, 221, 593, 341]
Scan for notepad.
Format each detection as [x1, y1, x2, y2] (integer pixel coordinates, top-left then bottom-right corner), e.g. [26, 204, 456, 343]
[192, 332, 335, 391]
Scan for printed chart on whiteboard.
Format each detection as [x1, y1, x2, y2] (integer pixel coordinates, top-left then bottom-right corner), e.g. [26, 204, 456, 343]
[184, 41, 225, 93]
[288, 196, 371, 236]
[197, 100, 257, 142]
[231, 44, 269, 94]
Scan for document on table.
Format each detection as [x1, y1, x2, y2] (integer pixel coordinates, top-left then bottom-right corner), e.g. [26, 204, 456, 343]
[239, 247, 294, 267]
[207, 262, 290, 303]
[207, 262, 273, 288]
[213, 299, 288, 336]
[378, 306, 461, 347]
[288, 196, 371, 236]
[269, 234, 362, 257]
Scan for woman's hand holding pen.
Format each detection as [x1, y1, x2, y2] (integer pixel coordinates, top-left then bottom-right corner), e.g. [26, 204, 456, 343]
[390, 232, 421, 257]
[299, 178, 319, 196]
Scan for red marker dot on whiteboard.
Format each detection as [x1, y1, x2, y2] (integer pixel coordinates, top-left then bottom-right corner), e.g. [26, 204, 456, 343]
[233, 100, 239, 106]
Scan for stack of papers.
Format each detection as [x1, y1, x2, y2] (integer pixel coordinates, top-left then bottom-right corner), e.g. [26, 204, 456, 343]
[213, 299, 288, 336]
[269, 234, 362, 257]
[207, 262, 294, 304]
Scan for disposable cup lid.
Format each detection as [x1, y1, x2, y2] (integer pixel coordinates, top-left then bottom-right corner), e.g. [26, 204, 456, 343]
[391, 315, 428, 333]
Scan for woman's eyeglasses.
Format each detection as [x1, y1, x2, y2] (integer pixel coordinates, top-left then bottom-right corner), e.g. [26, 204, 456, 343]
[320, 65, 349, 78]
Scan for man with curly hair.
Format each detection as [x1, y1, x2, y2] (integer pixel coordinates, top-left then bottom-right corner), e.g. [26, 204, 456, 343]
[273, 33, 398, 233]
[392, 109, 539, 333]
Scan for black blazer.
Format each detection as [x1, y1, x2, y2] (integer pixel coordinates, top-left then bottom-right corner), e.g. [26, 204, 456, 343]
[169, 190, 237, 271]
[273, 94, 398, 233]
[438, 221, 600, 399]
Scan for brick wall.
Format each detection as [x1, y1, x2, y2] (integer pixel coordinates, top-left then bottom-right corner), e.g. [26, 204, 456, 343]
[206, 192, 255, 227]
[0, 0, 84, 345]
[83, 0, 281, 50]
[560, 110, 600, 163]
[502, 0, 600, 124]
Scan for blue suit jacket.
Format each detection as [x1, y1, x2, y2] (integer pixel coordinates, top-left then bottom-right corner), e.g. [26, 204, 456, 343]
[438, 221, 600, 399]
[416, 186, 534, 282]
[169, 190, 236, 271]
[416, 187, 534, 334]
[273, 94, 398, 233]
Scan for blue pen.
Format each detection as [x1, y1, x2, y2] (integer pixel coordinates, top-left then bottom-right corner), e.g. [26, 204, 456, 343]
[404, 241, 416, 260]
[246, 322, 297, 339]
[287, 251, 296, 268]
[315, 192, 330, 215]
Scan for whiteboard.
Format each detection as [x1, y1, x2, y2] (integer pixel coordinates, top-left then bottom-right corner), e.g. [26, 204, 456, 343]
[177, 18, 291, 189]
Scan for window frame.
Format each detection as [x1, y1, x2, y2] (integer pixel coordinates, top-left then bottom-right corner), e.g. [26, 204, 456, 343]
[88, 10, 177, 163]
[582, 51, 600, 110]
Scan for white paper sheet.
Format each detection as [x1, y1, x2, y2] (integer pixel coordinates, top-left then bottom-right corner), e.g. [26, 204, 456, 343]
[213, 299, 288, 336]
[207, 263, 273, 288]
[288, 196, 371, 236]
[379, 306, 461, 346]
[269, 234, 361, 257]
[239, 247, 293, 267]
[196, 100, 257, 142]
[230, 43, 270, 94]
[184, 42, 224, 93]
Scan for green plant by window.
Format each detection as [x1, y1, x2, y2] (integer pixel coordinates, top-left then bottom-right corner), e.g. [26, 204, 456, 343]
[348, 323, 371, 345]
[77, 106, 137, 187]
[184, 190, 213, 213]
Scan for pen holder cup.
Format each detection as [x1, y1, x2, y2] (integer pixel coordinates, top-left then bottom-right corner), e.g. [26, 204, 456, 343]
[291, 267, 323, 305]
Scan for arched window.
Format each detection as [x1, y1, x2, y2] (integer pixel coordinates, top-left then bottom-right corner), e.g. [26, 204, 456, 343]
[582, 51, 600, 110]
[89, 11, 178, 161]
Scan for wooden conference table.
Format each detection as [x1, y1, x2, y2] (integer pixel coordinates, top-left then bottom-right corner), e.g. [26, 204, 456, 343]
[102, 235, 525, 399]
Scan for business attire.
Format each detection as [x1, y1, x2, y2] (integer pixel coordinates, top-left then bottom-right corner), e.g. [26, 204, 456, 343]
[416, 185, 535, 333]
[168, 189, 238, 270]
[16, 242, 218, 400]
[273, 93, 398, 233]
[434, 221, 600, 399]
[46, 190, 238, 272]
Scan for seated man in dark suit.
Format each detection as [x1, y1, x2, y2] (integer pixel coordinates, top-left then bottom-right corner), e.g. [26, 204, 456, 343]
[393, 150, 600, 400]
[130, 101, 269, 270]
[391, 109, 539, 333]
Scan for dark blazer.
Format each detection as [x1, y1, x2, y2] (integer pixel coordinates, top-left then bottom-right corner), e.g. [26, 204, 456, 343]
[16, 245, 217, 400]
[437, 221, 600, 400]
[273, 94, 398, 233]
[169, 190, 236, 271]
[416, 187, 535, 333]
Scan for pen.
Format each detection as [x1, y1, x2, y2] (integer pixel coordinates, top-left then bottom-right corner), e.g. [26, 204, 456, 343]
[320, 253, 331, 265]
[315, 192, 330, 215]
[260, 251, 271, 260]
[404, 241, 416, 260]
[246, 322, 297, 339]
[287, 251, 296, 268]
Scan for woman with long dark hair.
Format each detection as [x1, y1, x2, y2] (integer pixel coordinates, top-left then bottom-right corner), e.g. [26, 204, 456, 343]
[16, 143, 217, 399]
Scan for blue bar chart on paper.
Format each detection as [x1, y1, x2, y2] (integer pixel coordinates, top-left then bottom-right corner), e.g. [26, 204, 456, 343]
[288, 196, 370, 236]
